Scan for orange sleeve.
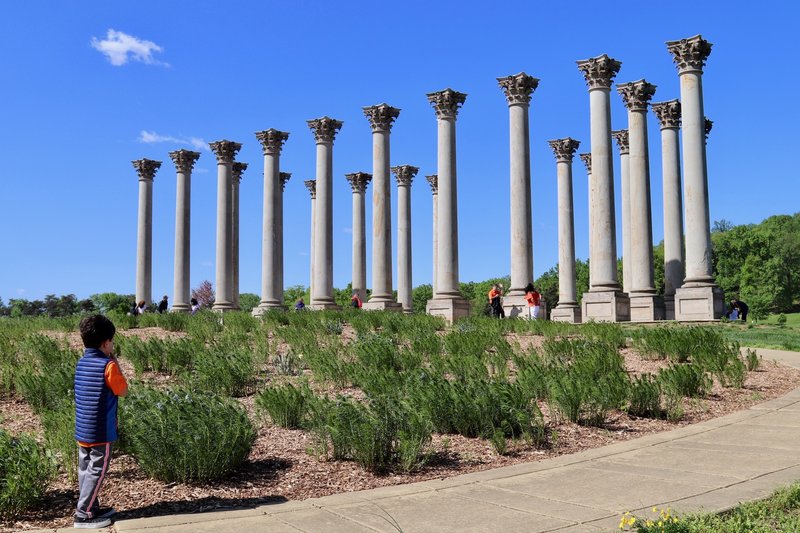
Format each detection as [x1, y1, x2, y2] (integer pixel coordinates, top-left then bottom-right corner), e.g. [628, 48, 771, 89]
[105, 361, 128, 397]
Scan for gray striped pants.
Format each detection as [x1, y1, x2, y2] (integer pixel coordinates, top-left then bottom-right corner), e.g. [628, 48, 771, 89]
[76, 442, 112, 519]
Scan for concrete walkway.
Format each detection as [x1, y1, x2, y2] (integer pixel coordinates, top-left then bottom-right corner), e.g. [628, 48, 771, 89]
[57, 349, 800, 532]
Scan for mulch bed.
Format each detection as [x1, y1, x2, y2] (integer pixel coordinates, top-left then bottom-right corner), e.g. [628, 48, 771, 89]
[2, 328, 799, 531]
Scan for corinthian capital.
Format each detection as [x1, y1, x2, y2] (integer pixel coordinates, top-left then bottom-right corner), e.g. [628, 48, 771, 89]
[255, 129, 289, 155]
[232, 162, 248, 183]
[168, 149, 200, 173]
[666, 34, 712, 74]
[307, 116, 343, 143]
[304, 179, 316, 199]
[497, 72, 539, 105]
[209, 140, 242, 164]
[576, 54, 622, 90]
[611, 129, 630, 154]
[427, 88, 467, 119]
[651, 100, 681, 129]
[617, 79, 656, 111]
[280, 172, 291, 192]
[391, 165, 419, 187]
[547, 138, 581, 163]
[579, 153, 592, 174]
[132, 158, 161, 181]
[426, 174, 438, 195]
[345, 172, 372, 194]
[704, 117, 713, 142]
[363, 104, 400, 132]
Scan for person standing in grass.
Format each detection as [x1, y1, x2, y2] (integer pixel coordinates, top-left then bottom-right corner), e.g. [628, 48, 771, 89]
[74, 315, 128, 529]
[488, 284, 504, 318]
[524, 283, 541, 320]
[350, 291, 362, 309]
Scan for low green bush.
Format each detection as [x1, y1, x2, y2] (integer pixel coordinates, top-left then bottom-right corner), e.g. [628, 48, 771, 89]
[658, 364, 711, 398]
[119, 386, 256, 482]
[627, 374, 662, 418]
[186, 335, 256, 397]
[40, 402, 78, 483]
[744, 349, 761, 371]
[255, 381, 313, 429]
[14, 335, 77, 413]
[0, 429, 57, 521]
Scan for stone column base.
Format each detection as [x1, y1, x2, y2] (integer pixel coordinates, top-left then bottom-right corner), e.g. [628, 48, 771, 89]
[674, 285, 725, 321]
[212, 301, 238, 312]
[426, 297, 471, 323]
[170, 304, 190, 313]
[581, 290, 630, 322]
[309, 301, 342, 311]
[502, 296, 548, 319]
[629, 293, 666, 322]
[551, 305, 581, 323]
[363, 300, 403, 312]
[664, 295, 675, 320]
[252, 303, 287, 316]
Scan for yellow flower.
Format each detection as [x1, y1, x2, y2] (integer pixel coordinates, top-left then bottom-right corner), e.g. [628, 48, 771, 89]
[652, 506, 658, 513]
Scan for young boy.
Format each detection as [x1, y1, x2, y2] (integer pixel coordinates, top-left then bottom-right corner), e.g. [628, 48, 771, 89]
[74, 315, 128, 528]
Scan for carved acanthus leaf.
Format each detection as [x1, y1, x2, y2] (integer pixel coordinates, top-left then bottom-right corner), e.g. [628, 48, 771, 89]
[427, 88, 467, 119]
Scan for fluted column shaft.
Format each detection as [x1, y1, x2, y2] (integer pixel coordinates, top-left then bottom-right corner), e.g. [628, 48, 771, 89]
[231, 163, 246, 308]
[436, 115, 460, 297]
[169, 151, 199, 312]
[612, 131, 631, 293]
[509, 102, 533, 295]
[308, 117, 342, 309]
[579, 153, 592, 285]
[277, 173, 290, 306]
[133, 159, 160, 307]
[210, 140, 241, 311]
[426, 175, 439, 296]
[304, 180, 316, 301]
[548, 139, 580, 307]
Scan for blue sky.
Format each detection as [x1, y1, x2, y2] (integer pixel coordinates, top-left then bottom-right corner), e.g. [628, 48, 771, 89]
[1, 0, 798, 302]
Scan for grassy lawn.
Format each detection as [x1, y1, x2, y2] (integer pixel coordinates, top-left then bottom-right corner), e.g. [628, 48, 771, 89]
[713, 312, 800, 352]
[622, 480, 800, 532]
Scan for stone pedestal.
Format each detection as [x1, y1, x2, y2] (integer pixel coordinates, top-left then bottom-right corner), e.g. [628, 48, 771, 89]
[630, 294, 666, 322]
[426, 298, 471, 323]
[503, 297, 548, 320]
[674, 285, 725, 321]
[581, 290, 630, 323]
[664, 296, 676, 321]
[551, 305, 581, 323]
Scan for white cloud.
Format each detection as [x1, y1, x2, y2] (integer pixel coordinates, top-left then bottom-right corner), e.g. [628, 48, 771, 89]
[91, 29, 169, 67]
[138, 130, 208, 151]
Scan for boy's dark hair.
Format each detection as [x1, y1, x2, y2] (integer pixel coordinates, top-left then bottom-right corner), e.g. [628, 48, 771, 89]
[79, 315, 116, 349]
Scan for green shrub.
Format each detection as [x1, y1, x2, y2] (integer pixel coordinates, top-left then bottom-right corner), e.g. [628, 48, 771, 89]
[157, 312, 190, 332]
[119, 386, 255, 482]
[14, 335, 77, 413]
[744, 348, 761, 371]
[186, 335, 256, 397]
[116, 335, 164, 376]
[255, 382, 313, 429]
[627, 374, 662, 418]
[40, 402, 78, 483]
[0, 429, 57, 521]
[658, 364, 710, 398]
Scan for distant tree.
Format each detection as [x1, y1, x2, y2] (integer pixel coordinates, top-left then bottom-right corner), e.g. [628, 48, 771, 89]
[712, 219, 735, 233]
[91, 292, 134, 314]
[0, 298, 8, 317]
[238, 293, 260, 313]
[9, 298, 45, 317]
[284, 285, 307, 306]
[534, 268, 558, 313]
[411, 284, 433, 314]
[192, 280, 215, 309]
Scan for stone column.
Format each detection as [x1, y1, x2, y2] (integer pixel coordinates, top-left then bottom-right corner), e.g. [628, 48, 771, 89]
[253, 129, 290, 314]
[362, 104, 402, 311]
[617, 80, 664, 321]
[425, 88, 471, 321]
[652, 100, 684, 320]
[548, 138, 582, 323]
[209, 140, 241, 311]
[231, 162, 247, 309]
[426, 174, 438, 296]
[579, 152, 592, 285]
[304, 179, 316, 303]
[345, 172, 371, 303]
[497, 72, 539, 318]
[307, 117, 343, 310]
[667, 35, 724, 320]
[611, 130, 631, 294]
[577, 54, 629, 322]
[278, 172, 291, 306]
[168, 150, 199, 313]
[393, 165, 418, 313]
[133, 158, 161, 308]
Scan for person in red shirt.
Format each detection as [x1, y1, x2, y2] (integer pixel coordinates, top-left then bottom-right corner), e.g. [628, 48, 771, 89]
[524, 283, 541, 320]
[350, 291, 363, 309]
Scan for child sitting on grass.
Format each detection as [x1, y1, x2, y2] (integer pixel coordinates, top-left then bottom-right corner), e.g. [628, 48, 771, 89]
[73, 315, 128, 529]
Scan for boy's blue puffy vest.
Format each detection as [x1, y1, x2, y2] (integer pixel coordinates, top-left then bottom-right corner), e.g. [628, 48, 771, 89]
[74, 349, 119, 443]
